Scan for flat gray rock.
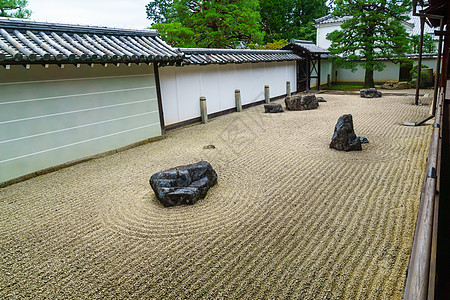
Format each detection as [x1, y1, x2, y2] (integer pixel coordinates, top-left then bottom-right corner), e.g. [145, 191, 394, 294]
[285, 94, 319, 111]
[360, 88, 382, 98]
[264, 103, 284, 113]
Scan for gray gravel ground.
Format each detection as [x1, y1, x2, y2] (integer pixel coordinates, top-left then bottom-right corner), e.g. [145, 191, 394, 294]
[0, 93, 432, 299]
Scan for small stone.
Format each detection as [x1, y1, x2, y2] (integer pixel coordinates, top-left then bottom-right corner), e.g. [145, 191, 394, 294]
[360, 88, 382, 98]
[203, 145, 216, 149]
[264, 103, 284, 113]
[285, 94, 319, 111]
[330, 114, 362, 151]
[316, 97, 327, 102]
[149, 161, 217, 207]
[358, 136, 369, 144]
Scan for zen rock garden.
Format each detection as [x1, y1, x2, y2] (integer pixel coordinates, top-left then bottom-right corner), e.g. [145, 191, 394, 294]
[330, 114, 368, 151]
[150, 161, 218, 207]
[360, 88, 382, 98]
[264, 103, 284, 113]
[285, 94, 319, 111]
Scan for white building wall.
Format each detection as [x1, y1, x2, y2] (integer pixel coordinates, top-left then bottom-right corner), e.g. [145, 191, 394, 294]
[310, 59, 333, 88]
[331, 58, 439, 84]
[0, 63, 161, 184]
[415, 58, 437, 71]
[335, 61, 400, 83]
[315, 23, 341, 50]
[159, 61, 297, 126]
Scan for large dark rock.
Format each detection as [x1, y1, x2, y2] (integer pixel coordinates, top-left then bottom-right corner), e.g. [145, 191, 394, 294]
[360, 88, 382, 98]
[330, 114, 362, 151]
[264, 103, 284, 113]
[285, 94, 319, 111]
[149, 161, 217, 207]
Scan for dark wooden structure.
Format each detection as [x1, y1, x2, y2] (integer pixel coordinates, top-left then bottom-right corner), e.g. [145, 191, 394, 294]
[282, 39, 329, 92]
[403, 1, 450, 299]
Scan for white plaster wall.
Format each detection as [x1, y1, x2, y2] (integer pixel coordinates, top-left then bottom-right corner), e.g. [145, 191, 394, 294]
[414, 58, 437, 71]
[0, 63, 160, 183]
[332, 58, 439, 84]
[335, 61, 399, 83]
[160, 61, 297, 125]
[310, 59, 333, 88]
[315, 23, 342, 50]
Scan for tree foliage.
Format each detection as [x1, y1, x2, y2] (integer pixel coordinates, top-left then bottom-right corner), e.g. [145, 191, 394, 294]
[146, 0, 173, 24]
[0, 0, 31, 18]
[409, 33, 437, 54]
[327, 0, 411, 88]
[259, 0, 329, 43]
[249, 39, 288, 50]
[147, 0, 264, 48]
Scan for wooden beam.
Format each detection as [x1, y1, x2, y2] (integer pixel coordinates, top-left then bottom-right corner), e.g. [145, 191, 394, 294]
[153, 62, 166, 135]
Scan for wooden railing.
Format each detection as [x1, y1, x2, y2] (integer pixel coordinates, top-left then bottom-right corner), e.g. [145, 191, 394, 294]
[402, 92, 444, 299]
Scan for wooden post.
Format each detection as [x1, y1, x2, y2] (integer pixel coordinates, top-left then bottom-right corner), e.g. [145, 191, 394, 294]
[265, 85, 270, 103]
[317, 56, 321, 91]
[286, 81, 291, 97]
[306, 56, 310, 92]
[327, 74, 331, 87]
[200, 97, 207, 124]
[154, 63, 166, 134]
[235, 89, 242, 112]
[433, 18, 444, 113]
[415, 16, 425, 105]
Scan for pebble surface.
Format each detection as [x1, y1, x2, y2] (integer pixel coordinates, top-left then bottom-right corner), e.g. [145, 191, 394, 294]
[0, 92, 432, 299]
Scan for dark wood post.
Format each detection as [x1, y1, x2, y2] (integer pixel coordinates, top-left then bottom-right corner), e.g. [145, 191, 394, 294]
[317, 55, 321, 91]
[306, 55, 310, 92]
[153, 62, 165, 135]
[432, 19, 444, 114]
[415, 16, 425, 105]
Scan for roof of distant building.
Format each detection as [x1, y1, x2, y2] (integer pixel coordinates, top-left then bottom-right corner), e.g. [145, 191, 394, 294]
[281, 39, 330, 55]
[314, 14, 350, 25]
[314, 13, 438, 40]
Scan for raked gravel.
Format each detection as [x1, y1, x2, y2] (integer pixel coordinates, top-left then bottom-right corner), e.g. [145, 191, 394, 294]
[0, 93, 432, 299]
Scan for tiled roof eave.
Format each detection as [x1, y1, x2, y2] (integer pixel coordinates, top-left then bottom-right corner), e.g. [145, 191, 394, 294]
[0, 17, 184, 65]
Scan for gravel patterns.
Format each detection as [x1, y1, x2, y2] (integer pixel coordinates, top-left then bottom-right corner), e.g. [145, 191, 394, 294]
[0, 93, 432, 299]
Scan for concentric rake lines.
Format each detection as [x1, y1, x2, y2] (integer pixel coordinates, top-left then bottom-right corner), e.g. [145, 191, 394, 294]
[0, 93, 432, 299]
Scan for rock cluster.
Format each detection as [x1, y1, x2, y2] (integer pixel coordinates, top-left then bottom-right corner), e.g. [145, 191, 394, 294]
[150, 161, 217, 207]
[330, 114, 362, 151]
[285, 94, 319, 111]
[360, 88, 382, 98]
[381, 80, 410, 90]
[264, 103, 284, 113]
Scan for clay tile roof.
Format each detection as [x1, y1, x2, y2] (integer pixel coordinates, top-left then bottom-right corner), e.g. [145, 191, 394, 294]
[178, 48, 302, 66]
[0, 17, 184, 64]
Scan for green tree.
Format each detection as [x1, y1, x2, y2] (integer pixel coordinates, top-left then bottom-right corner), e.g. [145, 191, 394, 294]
[249, 39, 288, 50]
[327, 0, 411, 88]
[259, 0, 329, 43]
[147, 0, 264, 48]
[146, 0, 173, 24]
[0, 0, 31, 18]
[409, 33, 437, 54]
